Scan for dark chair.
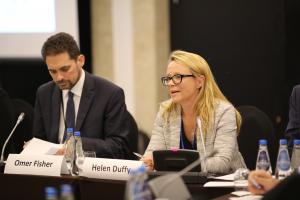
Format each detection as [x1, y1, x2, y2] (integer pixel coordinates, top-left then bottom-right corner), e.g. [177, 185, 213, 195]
[237, 105, 278, 170]
[11, 99, 34, 153]
[0, 88, 15, 158]
[126, 112, 150, 159]
[127, 112, 139, 160]
[137, 130, 150, 155]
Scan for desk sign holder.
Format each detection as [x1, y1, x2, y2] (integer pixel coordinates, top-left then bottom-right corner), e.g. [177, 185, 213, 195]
[81, 158, 143, 180]
[4, 154, 69, 176]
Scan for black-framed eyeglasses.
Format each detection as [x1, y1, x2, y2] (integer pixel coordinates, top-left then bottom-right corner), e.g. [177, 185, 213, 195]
[161, 74, 195, 86]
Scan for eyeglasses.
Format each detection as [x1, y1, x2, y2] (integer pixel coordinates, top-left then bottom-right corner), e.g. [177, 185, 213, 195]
[161, 74, 195, 86]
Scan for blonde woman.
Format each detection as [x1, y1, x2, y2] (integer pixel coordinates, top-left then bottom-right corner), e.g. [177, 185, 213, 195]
[142, 50, 246, 174]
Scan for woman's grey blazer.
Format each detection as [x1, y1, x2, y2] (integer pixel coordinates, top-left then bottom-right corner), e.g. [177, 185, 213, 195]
[144, 100, 246, 174]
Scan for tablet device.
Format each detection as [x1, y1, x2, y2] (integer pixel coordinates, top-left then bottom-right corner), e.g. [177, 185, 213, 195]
[153, 149, 201, 172]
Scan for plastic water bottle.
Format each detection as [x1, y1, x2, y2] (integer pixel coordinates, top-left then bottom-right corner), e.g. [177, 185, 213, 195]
[45, 187, 58, 200]
[124, 165, 153, 200]
[275, 139, 291, 180]
[291, 139, 300, 172]
[60, 184, 74, 200]
[64, 128, 75, 175]
[255, 139, 272, 174]
[74, 131, 84, 175]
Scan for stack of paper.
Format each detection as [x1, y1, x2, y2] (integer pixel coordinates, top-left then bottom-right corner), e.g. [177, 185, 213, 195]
[21, 137, 63, 155]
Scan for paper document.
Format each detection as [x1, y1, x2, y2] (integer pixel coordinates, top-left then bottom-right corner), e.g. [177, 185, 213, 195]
[211, 173, 235, 181]
[229, 195, 262, 200]
[231, 191, 252, 197]
[204, 181, 234, 187]
[21, 137, 63, 155]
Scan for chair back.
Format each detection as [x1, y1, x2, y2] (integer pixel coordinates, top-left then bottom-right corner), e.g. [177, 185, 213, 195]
[127, 111, 139, 159]
[126, 112, 150, 158]
[11, 99, 34, 153]
[237, 105, 277, 170]
[0, 88, 15, 158]
[137, 130, 150, 155]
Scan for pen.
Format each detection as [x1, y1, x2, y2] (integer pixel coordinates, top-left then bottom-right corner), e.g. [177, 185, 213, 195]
[133, 152, 143, 158]
[249, 178, 262, 189]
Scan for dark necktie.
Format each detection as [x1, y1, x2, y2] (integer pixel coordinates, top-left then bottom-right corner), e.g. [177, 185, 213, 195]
[66, 91, 75, 129]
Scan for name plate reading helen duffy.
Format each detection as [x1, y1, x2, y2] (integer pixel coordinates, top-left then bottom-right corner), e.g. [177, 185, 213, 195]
[82, 158, 143, 180]
[4, 154, 68, 176]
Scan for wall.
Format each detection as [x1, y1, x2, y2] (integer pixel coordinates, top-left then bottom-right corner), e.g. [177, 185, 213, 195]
[169, 0, 290, 137]
[2, 0, 300, 139]
[91, 0, 170, 135]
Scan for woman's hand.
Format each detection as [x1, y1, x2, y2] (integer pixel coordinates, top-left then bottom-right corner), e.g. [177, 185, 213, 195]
[248, 170, 279, 195]
[141, 156, 154, 171]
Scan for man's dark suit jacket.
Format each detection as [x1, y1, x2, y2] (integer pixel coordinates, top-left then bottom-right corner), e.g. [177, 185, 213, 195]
[33, 71, 131, 159]
[262, 174, 300, 200]
[286, 85, 300, 147]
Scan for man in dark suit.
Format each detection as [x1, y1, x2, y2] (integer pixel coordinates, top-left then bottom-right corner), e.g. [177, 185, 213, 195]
[286, 85, 300, 147]
[33, 32, 131, 159]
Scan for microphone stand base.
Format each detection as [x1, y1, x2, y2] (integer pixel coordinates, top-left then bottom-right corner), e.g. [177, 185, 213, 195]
[148, 173, 191, 200]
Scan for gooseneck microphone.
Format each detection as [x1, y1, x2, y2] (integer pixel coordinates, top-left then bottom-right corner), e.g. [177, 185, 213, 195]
[0, 112, 25, 166]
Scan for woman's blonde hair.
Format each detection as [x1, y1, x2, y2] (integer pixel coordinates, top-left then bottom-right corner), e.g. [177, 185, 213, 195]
[162, 50, 241, 135]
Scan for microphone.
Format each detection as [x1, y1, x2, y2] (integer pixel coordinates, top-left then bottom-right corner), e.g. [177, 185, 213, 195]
[148, 150, 217, 200]
[0, 112, 25, 166]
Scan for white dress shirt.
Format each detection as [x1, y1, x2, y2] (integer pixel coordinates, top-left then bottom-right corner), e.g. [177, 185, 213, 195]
[58, 69, 85, 143]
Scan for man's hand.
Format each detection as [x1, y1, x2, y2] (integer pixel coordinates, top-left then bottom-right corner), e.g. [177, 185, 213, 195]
[248, 170, 279, 195]
[23, 139, 32, 149]
[55, 147, 65, 155]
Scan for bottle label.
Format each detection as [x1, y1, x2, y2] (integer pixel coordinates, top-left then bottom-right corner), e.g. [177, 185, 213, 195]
[277, 151, 290, 171]
[256, 151, 270, 170]
[291, 148, 300, 169]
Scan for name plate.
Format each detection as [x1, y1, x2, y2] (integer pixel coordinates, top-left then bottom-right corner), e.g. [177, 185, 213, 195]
[4, 154, 68, 176]
[81, 158, 143, 180]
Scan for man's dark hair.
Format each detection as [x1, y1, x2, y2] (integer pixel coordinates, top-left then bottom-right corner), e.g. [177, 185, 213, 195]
[41, 32, 80, 60]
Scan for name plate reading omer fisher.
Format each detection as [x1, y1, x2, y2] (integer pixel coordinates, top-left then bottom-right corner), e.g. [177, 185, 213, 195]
[4, 154, 69, 176]
[81, 158, 143, 180]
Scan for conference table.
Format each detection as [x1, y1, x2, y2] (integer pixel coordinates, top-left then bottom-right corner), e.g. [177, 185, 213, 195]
[0, 173, 234, 200]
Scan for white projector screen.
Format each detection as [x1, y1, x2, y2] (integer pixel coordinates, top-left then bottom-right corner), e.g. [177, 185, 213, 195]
[0, 0, 79, 58]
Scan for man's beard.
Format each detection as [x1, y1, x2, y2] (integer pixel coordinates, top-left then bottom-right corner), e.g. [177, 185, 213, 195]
[56, 80, 72, 90]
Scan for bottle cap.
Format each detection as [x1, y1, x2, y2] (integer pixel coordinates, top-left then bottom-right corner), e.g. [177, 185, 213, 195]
[137, 164, 146, 173]
[60, 184, 72, 194]
[66, 128, 73, 133]
[129, 167, 138, 175]
[294, 139, 300, 145]
[74, 131, 81, 137]
[279, 139, 287, 145]
[259, 139, 267, 145]
[45, 187, 57, 197]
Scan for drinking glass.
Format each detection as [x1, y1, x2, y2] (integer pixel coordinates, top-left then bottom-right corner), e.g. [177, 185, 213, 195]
[84, 151, 96, 158]
[234, 168, 249, 191]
